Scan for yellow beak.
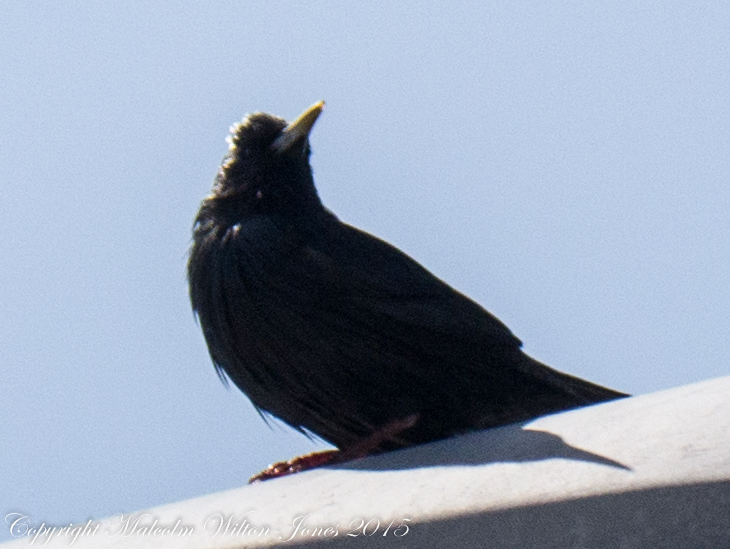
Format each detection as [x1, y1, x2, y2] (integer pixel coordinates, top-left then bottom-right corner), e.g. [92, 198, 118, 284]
[271, 101, 325, 153]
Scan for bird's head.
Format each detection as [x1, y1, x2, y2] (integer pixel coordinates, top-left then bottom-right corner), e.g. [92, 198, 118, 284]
[206, 101, 326, 222]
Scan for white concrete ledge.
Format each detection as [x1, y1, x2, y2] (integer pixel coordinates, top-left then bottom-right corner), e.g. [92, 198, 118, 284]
[5, 376, 730, 548]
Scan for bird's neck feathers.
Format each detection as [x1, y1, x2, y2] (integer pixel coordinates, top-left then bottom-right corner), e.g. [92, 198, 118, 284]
[198, 162, 327, 233]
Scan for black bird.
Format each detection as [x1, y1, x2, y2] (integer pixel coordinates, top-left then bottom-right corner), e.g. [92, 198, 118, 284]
[188, 102, 626, 466]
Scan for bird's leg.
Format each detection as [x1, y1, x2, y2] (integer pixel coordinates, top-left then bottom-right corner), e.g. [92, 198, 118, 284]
[337, 414, 419, 461]
[248, 414, 419, 483]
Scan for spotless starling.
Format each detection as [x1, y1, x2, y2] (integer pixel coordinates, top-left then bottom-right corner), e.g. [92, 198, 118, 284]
[188, 102, 627, 478]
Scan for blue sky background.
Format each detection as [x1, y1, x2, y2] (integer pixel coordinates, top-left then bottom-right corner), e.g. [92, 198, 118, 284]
[2, 1, 729, 541]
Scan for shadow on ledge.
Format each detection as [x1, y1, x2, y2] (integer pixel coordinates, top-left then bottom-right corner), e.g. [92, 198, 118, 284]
[333, 425, 631, 473]
[284, 480, 730, 549]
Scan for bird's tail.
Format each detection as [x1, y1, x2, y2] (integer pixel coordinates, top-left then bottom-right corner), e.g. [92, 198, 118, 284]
[516, 352, 628, 409]
[466, 351, 628, 433]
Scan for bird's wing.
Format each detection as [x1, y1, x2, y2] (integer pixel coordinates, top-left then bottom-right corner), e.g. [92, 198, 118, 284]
[296, 221, 522, 348]
[290, 221, 625, 412]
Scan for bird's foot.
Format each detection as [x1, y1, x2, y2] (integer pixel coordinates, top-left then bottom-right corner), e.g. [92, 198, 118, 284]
[248, 450, 341, 483]
[248, 414, 420, 483]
